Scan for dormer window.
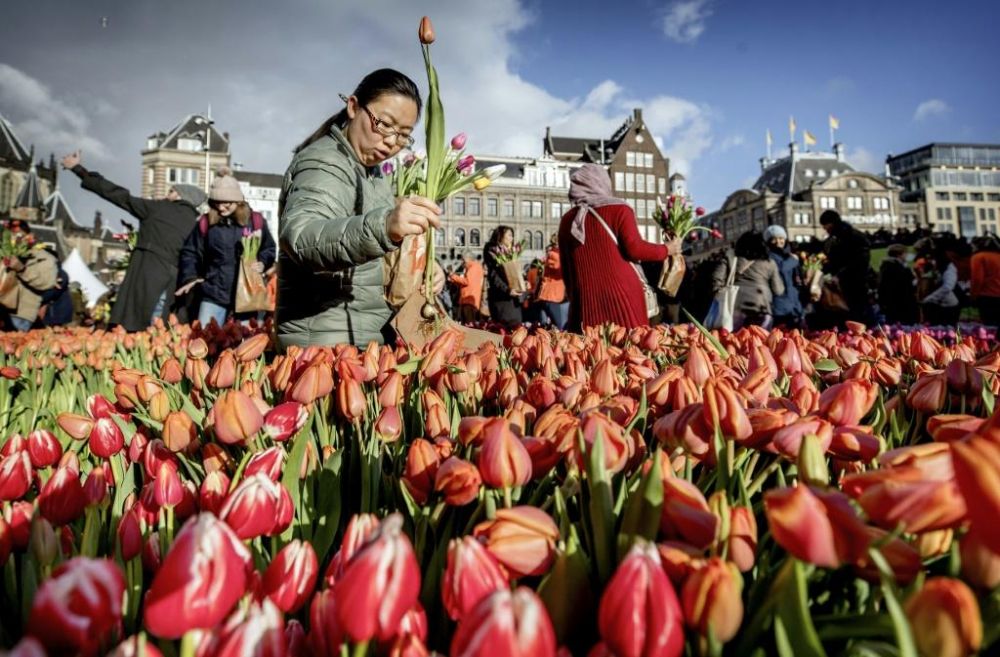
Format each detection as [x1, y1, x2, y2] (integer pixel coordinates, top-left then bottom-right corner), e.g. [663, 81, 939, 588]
[816, 170, 826, 178]
[848, 179, 859, 188]
[804, 169, 814, 177]
[177, 138, 203, 151]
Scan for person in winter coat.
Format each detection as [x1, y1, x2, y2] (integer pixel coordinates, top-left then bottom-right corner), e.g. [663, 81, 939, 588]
[920, 245, 960, 325]
[61, 151, 204, 331]
[820, 210, 871, 322]
[40, 267, 74, 327]
[536, 234, 568, 329]
[1, 224, 59, 332]
[764, 225, 803, 328]
[878, 244, 918, 325]
[277, 68, 444, 347]
[448, 252, 484, 324]
[733, 231, 785, 329]
[176, 171, 276, 327]
[483, 225, 523, 329]
[558, 164, 680, 331]
[970, 234, 1000, 326]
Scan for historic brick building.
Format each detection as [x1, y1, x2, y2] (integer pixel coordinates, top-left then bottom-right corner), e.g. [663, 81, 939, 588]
[141, 113, 230, 199]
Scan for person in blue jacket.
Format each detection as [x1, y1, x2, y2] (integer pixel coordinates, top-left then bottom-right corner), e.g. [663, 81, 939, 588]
[764, 225, 804, 328]
[176, 169, 276, 326]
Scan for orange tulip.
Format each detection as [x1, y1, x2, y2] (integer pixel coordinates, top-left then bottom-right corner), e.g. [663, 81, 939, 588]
[148, 391, 171, 422]
[702, 380, 751, 443]
[422, 390, 450, 440]
[927, 415, 984, 442]
[56, 413, 93, 441]
[818, 379, 877, 426]
[234, 333, 269, 362]
[418, 16, 436, 44]
[336, 374, 367, 423]
[211, 390, 264, 445]
[842, 466, 967, 534]
[684, 345, 714, 387]
[184, 357, 209, 391]
[402, 439, 440, 505]
[772, 416, 834, 460]
[589, 358, 620, 397]
[378, 371, 405, 408]
[162, 411, 196, 453]
[187, 337, 209, 360]
[288, 362, 334, 405]
[434, 457, 481, 506]
[473, 506, 559, 577]
[477, 418, 532, 489]
[788, 371, 820, 415]
[681, 558, 744, 645]
[951, 433, 1000, 553]
[959, 529, 1000, 590]
[206, 350, 237, 389]
[374, 406, 402, 442]
[728, 506, 758, 573]
[660, 477, 719, 549]
[906, 373, 947, 413]
[577, 412, 630, 474]
[905, 578, 982, 657]
[763, 485, 870, 568]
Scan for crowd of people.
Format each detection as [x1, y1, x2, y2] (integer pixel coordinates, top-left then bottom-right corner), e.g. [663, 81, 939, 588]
[3, 65, 999, 341]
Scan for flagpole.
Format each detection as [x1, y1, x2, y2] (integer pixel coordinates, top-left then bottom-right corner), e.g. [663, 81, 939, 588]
[766, 130, 772, 161]
[829, 123, 835, 149]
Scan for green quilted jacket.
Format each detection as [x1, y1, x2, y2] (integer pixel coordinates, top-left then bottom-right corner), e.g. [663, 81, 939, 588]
[276, 125, 399, 348]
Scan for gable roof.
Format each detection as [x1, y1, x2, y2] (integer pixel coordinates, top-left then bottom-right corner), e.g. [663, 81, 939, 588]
[13, 164, 42, 209]
[753, 153, 856, 197]
[44, 189, 84, 227]
[544, 112, 637, 163]
[150, 114, 229, 153]
[0, 113, 30, 166]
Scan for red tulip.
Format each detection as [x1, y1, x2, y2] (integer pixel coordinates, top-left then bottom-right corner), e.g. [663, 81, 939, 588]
[660, 477, 719, 549]
[5, 500, 32, 551]
[244, 446, 286, 482]
[478, 417, 532, 489]
[87, 393, 118, 420]
[153, 462, 183, 508]
[308, 588, 343, 655]
[418, 16, 435, 44]
[144, 513, 252, 639]
[38, 463, 86, 526]
[118, 508, 143, 561]
[27, 429, 62, 468]
[263, 402, 309, 442]
[83, 465, 110, 506]
[25, 559, 121, 654]
[474, 506, 559, 577]
[211, 390, 264, 445]
[333, 513, 421, 643]
[108, 636, 165, 657]
[89, 417, 124, 458]
[905, 578, 982, 657]
[262, 539, 319, 613]
[198, 470, 230, 516]
[442, 536, 510, 621]
[435, 457, 482, 506]
[0, 449, 32, 501]
[203, 599, 286, 657]
[324, 513, 380, 586]
[842, 466, 967, 534]
[451, 588, 557, 657]
[682, 558, 744, 645]
[220, 473, 294, 540]
[0, 516, 12, 568]
[598, 541, 684, 657]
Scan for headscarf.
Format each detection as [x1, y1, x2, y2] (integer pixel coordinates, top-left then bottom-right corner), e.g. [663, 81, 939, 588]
[171, 184, 208, 208]
[568, 164, 625, 244]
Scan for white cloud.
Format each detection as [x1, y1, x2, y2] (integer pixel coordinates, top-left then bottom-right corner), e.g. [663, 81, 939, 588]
[0, 63, 110, 161]
[846, 146, 880, 174]
[717, 134, 745, 152]
[661, 0, 713, 44]
[913, 98, 950, 122]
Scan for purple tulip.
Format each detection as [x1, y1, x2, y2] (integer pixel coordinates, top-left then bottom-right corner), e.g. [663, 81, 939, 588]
[382, 162, 395, 176]
[457, 155, 475, 175]
[451, 133, 467, 151]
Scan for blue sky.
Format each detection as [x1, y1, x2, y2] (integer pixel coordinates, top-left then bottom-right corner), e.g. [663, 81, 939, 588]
[2, 0, 998, 228]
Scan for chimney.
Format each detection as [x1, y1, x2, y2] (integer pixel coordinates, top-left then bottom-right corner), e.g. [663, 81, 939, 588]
[93, 211, 103, 236]
[833, 142, 845, 162]
[789, 142, 799, 157]
[759, 157, 770, 172]
[633, 108, 643, 124]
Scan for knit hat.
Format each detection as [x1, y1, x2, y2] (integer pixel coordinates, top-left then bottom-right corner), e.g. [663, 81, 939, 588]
[763, 225, 787, 242]
[171, 184, 207, 208]
[208, 167, 244, 203]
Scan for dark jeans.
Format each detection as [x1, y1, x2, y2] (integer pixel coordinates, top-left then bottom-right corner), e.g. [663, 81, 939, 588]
[539, 301, 569, 330]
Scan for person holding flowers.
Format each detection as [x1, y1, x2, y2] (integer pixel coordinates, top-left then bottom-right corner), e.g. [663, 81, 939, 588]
[559, 164, 679, 331]
[277, 68, 445, 347]
[483, 226, 523, 328]
[176, 170, 275, 326]
[0, 220, 59, 331]
[764, 225, 804, 328]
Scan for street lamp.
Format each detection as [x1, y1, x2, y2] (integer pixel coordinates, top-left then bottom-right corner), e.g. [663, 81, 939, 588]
[193, 107, 213, 193]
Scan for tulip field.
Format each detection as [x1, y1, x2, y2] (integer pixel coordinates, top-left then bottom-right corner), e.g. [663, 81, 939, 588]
[0, 318, 998, 657]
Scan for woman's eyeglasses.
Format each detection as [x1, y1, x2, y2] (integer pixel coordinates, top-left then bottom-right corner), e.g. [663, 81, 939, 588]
[340, 94, 414, 147]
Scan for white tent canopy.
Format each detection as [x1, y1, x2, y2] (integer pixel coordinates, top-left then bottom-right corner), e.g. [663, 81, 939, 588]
[62, 249, 109, 308]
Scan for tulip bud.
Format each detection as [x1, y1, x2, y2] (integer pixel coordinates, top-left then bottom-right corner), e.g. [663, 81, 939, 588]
[906, 373, 947, 413]
[159, 358, 184, 384]
[154, 462, 183, 508]
[262, 539, 319, 613]
[474, 506, 559, 577]
[89, 417, 124, 458]
[442, 536, 509, 621]
[108, 636, 166, 657]
[56, 412, 94, 441]
[660, 477, 719, 549]
[263, 402, 308, 442]
[478, 417, 532, 489]
[199, 470, 230, 516]
[234, 333, 270, 362]
[418, 16, 435, 44]
[84, 466, 110, 506]
[728, 506, 758, 572]
[960, 530, 1000, 589]
[220, 473, 293, 540]
[38, 463, 86, 526]
[118, 508, 143, 561]
[210, 390, 264, 445]
[0, 450, 32, 501]
[27, 430, 62, 469]
[905, 578, 982, 657]
[682, 558, 744, 645]
[288, 362, 334, 405]
[161, 411, 195, 453]
[798, 433, 830, 486]
[375, 405, 403, 442]
[434, 457, 482, 506]
[450, 132, 467, 151]
[402, 439, 439, 505]
[26, 557, 126, 655]
[451, 588, 557, 657]
[144, 513, 252, 639]
[245, 446, 286, 482]
[598, 541, 684, 657]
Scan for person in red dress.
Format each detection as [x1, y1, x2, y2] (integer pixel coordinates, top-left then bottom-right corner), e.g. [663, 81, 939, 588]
[558, 164, 680, 331]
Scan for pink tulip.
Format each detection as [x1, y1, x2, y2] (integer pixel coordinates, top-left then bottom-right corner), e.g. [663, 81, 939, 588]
[263, 402, 309, 442]
[451, 588, 557, 657]
[220, 473, 294, 540]
[451, 132, 467, 150]
[262, 539, 319, 613]
[442, 536, 510, 621]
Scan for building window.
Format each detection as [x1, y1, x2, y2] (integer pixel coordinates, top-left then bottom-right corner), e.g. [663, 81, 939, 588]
[522, 230, 532, 247]
[954, 192, 968, 201]
[988, 193, 1000, 202]
[971, 192, 984, 201]
[454, 197, 466, 215]
[936, 207, 953, 221]
[816, 169, 827, 178]
[873, 197, 889, 210]
[469, 228, 481, 246]
[468, 198, 481, 216]
[168, 167, 199, 185]
[644, 153, 653, 168]
[625, 173, 635, 192]
[637, 199, 647, 219]
[626, 152, 636, 167]
[533, 231, 544, 250]
[615, 172, 625, 191]
[454, 228, 466, 246]
[804, 169, 814, 178]
[636, 174, 645, 194]
[520, 200, 531, 218]
[146, 168, 154, 185]
[177, 138, 202, 151]
[847, 196, 863, 210]
[989, 209, 997, 221]
[819, 196, 836, 209]
[532, 201, 543, 218]
[646, 174, 655, 193]
[936, 191, 951, 201]
[658, 178, 666, 195]
[503, 199, 514, 217]
[959, 206, 976, 238]
[487, 198, 498, 216]
[435, 230, 445, 246]
[626, 198, 636, 213]
[848, 179, 859, 189]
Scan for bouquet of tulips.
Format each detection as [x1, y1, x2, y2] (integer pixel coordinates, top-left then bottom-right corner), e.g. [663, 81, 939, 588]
[234, 228, 269, 313]
[651, 195, 714, 297]
[0, 223, 38, 309]
[491, 239, 527, 295]
[112, 224, 139, 272]
[800, 251, 827, 301]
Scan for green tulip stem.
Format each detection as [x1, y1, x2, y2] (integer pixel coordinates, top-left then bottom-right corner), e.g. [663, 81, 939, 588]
[351, 641, 369, 657]
[502, 486, 512, 509]
[180, 632, 197, 657]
